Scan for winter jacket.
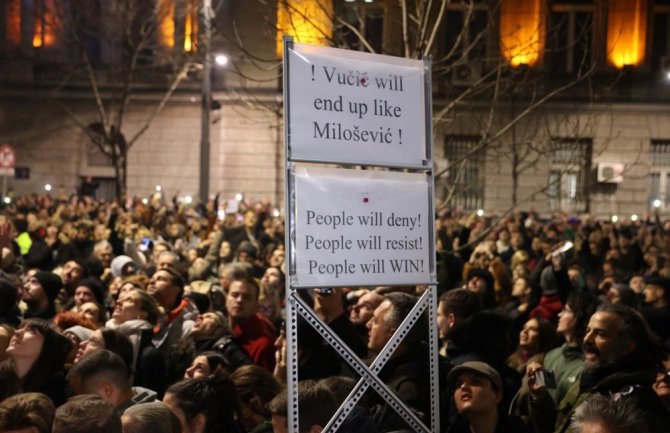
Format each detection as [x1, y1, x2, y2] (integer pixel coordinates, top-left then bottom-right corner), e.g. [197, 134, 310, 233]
[528, 354, 670, 433]
[542, 343, 583, 404]
[232, 313, 276, 371]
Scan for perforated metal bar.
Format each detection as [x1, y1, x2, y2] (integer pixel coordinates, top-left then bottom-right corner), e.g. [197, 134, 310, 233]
[322, 289, 432, 432]
[427, 286, 440, 432]
[293, 292, 431, 433]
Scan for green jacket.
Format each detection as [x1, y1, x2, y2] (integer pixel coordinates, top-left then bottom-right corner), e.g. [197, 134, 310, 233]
[542, 343, 583, 404]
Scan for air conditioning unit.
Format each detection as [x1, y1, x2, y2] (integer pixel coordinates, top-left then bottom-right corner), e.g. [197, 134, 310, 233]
[451, 62, 482, 86]
[597, 162, 624, 183]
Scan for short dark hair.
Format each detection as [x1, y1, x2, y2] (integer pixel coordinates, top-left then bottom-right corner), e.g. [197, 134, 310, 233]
[268, 380, 337, 433]
[566, 291, 600, 345]
[68, 349, 130, 393]
[595, 304, 666, 364]
[0, 392, 55, 433]
[383, 292, 425, 346]
[158, 267, 186, 299]
[100, 328, 134, 370]
[165, 375, 239, 433]
[229, 276, 260, 300]
[230, 364, 282, 418]
[439, 288, 481, 321]
[53, 395, 121, 433]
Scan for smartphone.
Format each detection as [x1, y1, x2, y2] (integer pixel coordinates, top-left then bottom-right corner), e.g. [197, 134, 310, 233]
[533, 369, 557, 389]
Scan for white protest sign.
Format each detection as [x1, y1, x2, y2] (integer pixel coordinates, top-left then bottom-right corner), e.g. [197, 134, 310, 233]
[292, 166, 432, 287]
[287, 43, 427, 167]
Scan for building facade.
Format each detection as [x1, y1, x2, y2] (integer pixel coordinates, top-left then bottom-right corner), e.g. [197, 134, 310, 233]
[1, 0, 670, 219]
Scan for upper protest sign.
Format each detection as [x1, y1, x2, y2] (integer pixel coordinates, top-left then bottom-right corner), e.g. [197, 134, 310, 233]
[286, 42, 428, 168]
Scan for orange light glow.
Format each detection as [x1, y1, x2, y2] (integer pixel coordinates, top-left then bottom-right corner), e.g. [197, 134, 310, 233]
[7, 0, 21, 49]
[184, 0, 198, 52]
[276, 0, 333, 58]
[499, 0, 544, 67]
[158, 0, 175, 48]
[32, 0, 57, 48]
[607, 0, 647, 68]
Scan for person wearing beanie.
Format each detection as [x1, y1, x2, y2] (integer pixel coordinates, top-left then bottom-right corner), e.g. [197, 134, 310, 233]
[72, 278, 105, 309]
[22, 271, 62, 321]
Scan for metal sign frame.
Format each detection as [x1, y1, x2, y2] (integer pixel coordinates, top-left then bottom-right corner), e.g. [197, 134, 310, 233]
[283, 36, 439, 433]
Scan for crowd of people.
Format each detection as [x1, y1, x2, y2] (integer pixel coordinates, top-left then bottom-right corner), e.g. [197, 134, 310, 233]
[0, 190, 668, 433]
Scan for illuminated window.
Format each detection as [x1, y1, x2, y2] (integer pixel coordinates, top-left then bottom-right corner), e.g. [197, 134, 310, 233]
[32, 0, 57, 48]
[277, 0, 333, 57]
[5, 0, 21, 50]
[607, 0, 647, 68]
[547, 138, 591, 212]
[547, 2, 593, 75]
[444, 135, 484, 211]
[158, 0, 175, 48]
[648, 140, 670, 210]
[184, 0, 199, 52]
[500, 0, 544, 67]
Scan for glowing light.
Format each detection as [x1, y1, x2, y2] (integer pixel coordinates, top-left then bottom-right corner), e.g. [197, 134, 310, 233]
[476, 209, 484, 217]
[158, 0, 175, 48]
[155, 185, 162, 192]
[183, 1, 198, 53]
[32, 0, 57, 48]
[272, 209, 281, 218]
[653, 199, 662, 208]
[235, 193, 243, 202]
[607, 0, 647, 68]
[276, 0, 333, 58]
[500, 0, 544, 67]
[7, 0, 21, 49]
[214, 54, 228, 66]
[631, 214, 638, 222]
[44, 184, 52, 192]
[3, 197, 11, 204]
[611, 215, 619, 223]
[142, 198, 149, 205]
[184, 195, 193, 204]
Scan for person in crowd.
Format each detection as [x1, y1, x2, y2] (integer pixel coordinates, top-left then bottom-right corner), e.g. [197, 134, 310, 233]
[225, 276, 276, 371]
[0, 318, 71, 406]
[527, 304, 670, 433]
[21, 271, 62, 320]
[230, 364, 283, 433]
[183, 351, 228, 379]
[121, 401, 182, 433]
[446, 361, 532, 433]
[653, 355, 670, 410]
[268, 379, 337, 433]
[106, 288, 165, 393]
[507, 317, 557, 375]
[163, 375, 241, 433]
[187, 311, 252, 372]
[570, 394, 650, 433]
[313, 287, 367, 358]
[56, 259, 89, 312]
[72, 278, 105, 310]
[365, 292, 430, 432]
[74, 328, 133, 369]
[148, 268, 198, 355]
[639, 275, 670, 342]
[542, 292, 600, 404]
[0, 277, 20, 327]
[317, 375, 379, 433]
[0, 323, 15, 362]
[63, 324, 94, 365]
[68, 349, 157, 414]
[464, 268, 497, 310]
[348, 289, 384, 344]
[53, 395, 121, 433]
[0, 392, 55, 433]
[436, 288, 481, 358]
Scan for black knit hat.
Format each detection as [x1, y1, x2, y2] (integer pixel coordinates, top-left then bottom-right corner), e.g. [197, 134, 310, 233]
[77, 278, 105, 305]
[34, 271, 63, 303]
